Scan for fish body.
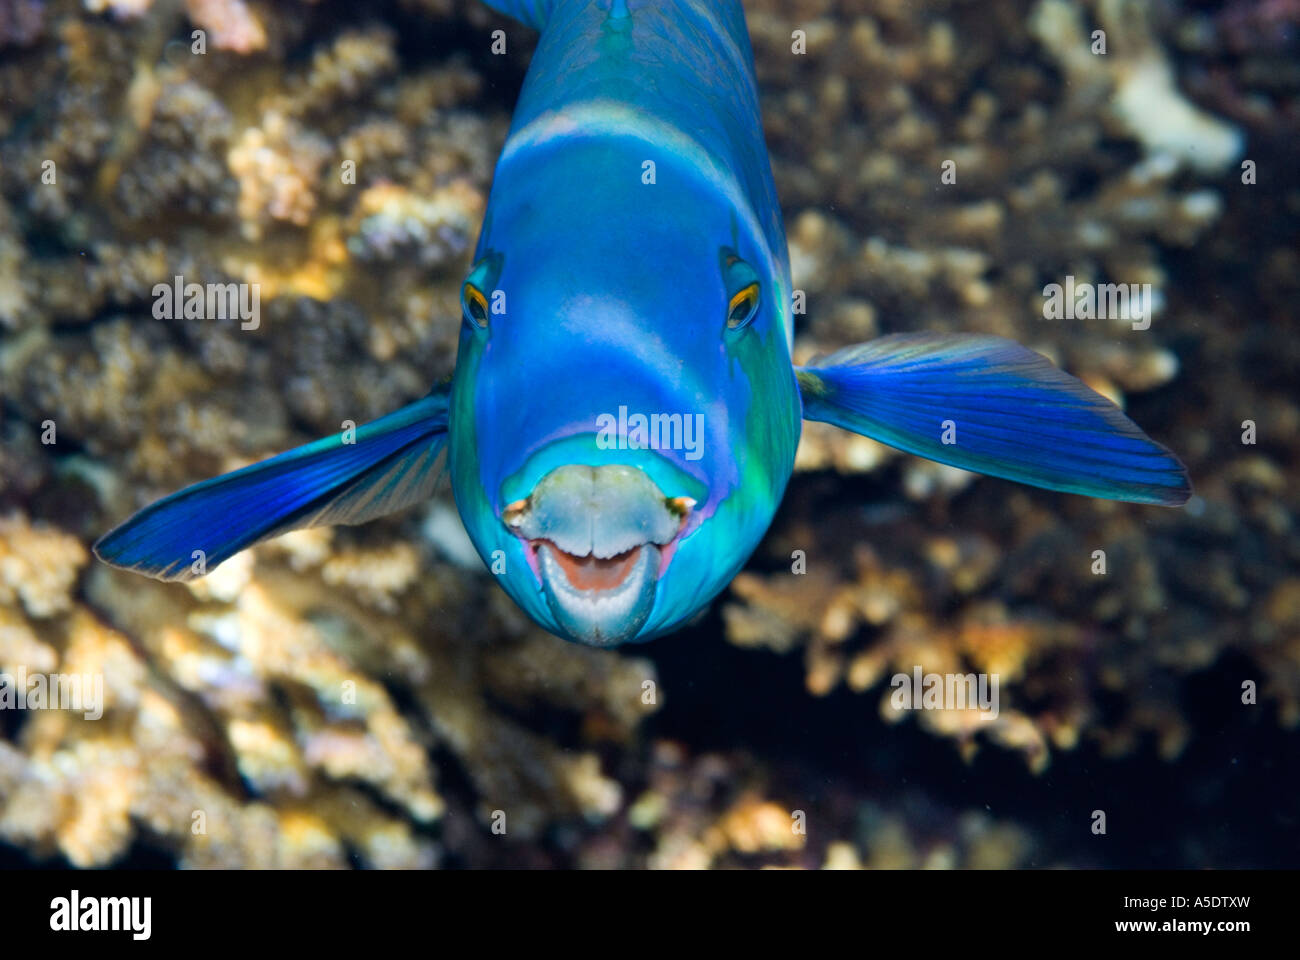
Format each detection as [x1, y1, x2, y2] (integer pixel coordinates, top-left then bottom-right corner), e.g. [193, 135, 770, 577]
[452, 0, 800, 640]
[96, 0, 1191, 646]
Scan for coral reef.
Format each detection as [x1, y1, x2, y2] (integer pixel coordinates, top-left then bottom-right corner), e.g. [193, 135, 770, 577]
[0, 0, 1297, 868]
[736, 0, 1299, 777]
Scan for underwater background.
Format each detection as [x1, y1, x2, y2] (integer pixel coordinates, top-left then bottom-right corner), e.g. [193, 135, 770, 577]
[0, 0, 1297, 869]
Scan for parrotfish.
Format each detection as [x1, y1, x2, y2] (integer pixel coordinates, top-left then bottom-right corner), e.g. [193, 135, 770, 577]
[95, 0, 1191, 646]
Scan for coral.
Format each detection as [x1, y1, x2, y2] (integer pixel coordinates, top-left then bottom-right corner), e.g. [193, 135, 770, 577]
[227, 110, 331, 238]
[346, 180, 483, 269]
[294, 26, 400, 113]
[111, 70, 239, 222]
[0, 514, 87, 619]
[718, 0, 1300, 784]
[0, 0, 44, 48]
[612, 740, 1041, 869]
[0, 199, 31, 328]
[0, 514, 664, 865]
[0, 0, 1296, 869]
[84, 0, 155, 21]
[185, 0, 266, 54]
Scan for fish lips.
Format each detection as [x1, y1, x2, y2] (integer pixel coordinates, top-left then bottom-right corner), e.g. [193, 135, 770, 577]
[536, 541, 660, 646]
[501, 463, 695, 644]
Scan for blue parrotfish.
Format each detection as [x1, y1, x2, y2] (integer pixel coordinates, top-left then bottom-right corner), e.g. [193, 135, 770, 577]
[95, 0, 1191, 646]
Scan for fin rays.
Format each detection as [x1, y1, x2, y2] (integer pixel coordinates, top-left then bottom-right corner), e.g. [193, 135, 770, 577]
[94, 389, 451, 581]
[796, 333, 1191, 506]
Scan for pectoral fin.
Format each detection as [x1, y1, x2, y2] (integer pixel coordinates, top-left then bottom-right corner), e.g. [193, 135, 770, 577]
[95, 386, 452, 580]
[796, 333, 1190, 506]
[479, 0, 554, 30]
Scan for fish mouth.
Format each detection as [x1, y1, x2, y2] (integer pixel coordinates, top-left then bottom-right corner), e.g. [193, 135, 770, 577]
[502, 464, 694, 645]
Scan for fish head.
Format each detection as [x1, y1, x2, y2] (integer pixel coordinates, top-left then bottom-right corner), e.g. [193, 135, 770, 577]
[448, 140, 801, 645]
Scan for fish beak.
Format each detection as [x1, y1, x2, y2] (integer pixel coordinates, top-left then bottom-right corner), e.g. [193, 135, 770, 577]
[502, 464, 693, 645]
[503, 499, 529, 529]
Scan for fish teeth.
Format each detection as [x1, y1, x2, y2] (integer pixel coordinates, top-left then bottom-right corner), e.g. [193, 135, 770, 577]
[502, 499, 529, 528]
[538, 542, 660, 645]
[666, 496, 696, 517]
[507, 464, 687, 558]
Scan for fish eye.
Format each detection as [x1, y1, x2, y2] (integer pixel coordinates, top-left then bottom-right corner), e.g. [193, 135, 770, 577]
[463, 281, 489, 328]
[721, 250, 761, 331]
[726, 281, 760, 329]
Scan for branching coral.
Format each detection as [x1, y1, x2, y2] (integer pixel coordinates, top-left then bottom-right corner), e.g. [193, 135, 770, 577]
[0, 0, 1295, 868]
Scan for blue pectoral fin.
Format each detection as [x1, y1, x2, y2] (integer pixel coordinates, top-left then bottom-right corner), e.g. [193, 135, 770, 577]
[796, 333, 1191, 506]
[94, 387, 452, 581]
[479, 0, 554, 30]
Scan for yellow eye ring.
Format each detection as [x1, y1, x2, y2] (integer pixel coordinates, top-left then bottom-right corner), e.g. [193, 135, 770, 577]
[727, 282, 760, 329]
[463, 282, 489, 328]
